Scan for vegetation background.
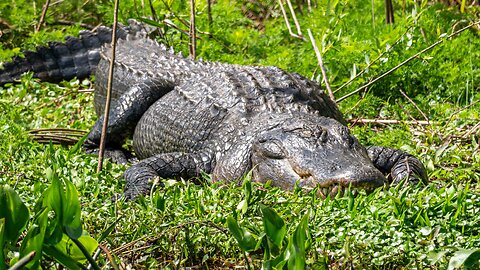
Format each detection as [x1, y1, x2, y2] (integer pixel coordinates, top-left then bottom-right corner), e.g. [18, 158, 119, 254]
[0, 0, 479, 268]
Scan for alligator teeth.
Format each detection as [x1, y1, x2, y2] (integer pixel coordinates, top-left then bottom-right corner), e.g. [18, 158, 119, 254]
[318, 188, 326, 199]
[330, 185, 339, 197]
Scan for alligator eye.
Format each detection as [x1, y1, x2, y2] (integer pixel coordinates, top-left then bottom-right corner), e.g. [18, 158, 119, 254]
[260, 140, 286, 159]
[318, 128, 328, 143]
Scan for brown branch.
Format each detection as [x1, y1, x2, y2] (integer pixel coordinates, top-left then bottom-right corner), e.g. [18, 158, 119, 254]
[285, 0, 303, 38]
[461, 121, 480, 139]
[31, 135, 79, 145]
[36, 0, 51, 32]
[337, 21, 480, 103]
[207, 0, 213, 26]
[348, 118, 431, 126]
[397, 100, 419, 123]
[30, 128, 86, 136]
[98, 244, 120, 270]
[97, 0, 120, 173]
[189, 0, 197, 59]
[307, 29, 335, 102]
[277, 0, 304, 40]
[9, 251, 36, 270]
[399, 90, 431, 126]
[48, 20, 96, 30]
[334, 25, 414, 94]
[444, 99, 479, 128]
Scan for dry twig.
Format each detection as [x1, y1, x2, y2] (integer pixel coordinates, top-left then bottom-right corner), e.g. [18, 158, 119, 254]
[98, 244, 120, 270]
[36, 0, 51, 32]
[337, 21, 480, 103]
[285, 0, 303, 37]
[277, 0, 304, 40]
[307, 29, 334, 102]
[348, 118, 431, 126]
[9, 251, 36, 270]
[334, 25, 414, 94]
[97, 0, 120, 173]
[189, 0, 197, 59]
[400, 90, 431, 126]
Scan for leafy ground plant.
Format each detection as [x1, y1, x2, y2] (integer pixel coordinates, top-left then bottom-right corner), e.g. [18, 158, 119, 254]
[0, 0, 479, 268]
[1, 166, 98, 269]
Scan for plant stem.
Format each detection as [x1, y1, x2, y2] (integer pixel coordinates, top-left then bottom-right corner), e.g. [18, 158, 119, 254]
[307, 29, 335, 102]
[9, 251, 36, 270]
[36, 0, 50, 32]
[337, 21, 479, 103]
[97, 0, 120, 173]
[71, 238, 101, 270]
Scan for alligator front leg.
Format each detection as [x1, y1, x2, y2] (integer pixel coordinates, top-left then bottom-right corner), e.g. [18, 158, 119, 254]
[84, 79, 174, 163]
[366, 146, 428, 185]
[121, 151, 214, 200]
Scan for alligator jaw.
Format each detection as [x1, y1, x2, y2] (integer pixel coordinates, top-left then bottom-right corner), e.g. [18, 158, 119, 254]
[297, 173, 384, 198]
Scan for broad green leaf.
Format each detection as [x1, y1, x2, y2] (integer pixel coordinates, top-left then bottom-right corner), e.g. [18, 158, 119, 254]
[43, 169, 82, 239]
[43, 245, 82, 270]
[19, 207, 49, 269]
[0, 218, 6, 270]
[242, 178, 252, 204]
[0, 185, 29, 243]
[448, 249, 480, 270]
[63, 179, 82, 239]
[226, 216, 257, 252]
[98, 217, 121, 243]
[55, 233, 98, 263]
[287, 212, 310, 270]
[428, 250, 448, 265]
[260, 205, 286, 248]
[44, 170, 65, 223]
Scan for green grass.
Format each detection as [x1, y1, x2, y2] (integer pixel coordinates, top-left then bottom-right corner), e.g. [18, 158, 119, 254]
[1, 0, 479, 268]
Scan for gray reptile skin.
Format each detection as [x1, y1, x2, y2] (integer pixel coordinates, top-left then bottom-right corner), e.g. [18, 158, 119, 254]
[0, 21, 428, 199]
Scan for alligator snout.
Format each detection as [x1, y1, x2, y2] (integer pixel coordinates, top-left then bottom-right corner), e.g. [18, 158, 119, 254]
[294, 165, 386, 197]
[250, 117, 388, 196]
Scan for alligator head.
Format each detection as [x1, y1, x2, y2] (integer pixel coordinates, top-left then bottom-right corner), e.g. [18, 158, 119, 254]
[249, 115, 386, 197]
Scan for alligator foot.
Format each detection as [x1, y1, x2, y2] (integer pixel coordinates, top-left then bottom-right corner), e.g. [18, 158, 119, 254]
[83, 139, 136, 164]
[366, 146, 428, 186]
[118, 151, 213, 200]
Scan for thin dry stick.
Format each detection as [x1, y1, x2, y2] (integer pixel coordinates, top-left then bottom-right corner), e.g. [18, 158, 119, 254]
[397, 101, 419, 123]
[307, 0, 312, 13]
[334, 25, 414, 94]
[97, 0, 120, 173]
[277, 0, 303, 39]
[444, 99, 479, 128]
[285, 0, 303, 37]
[399, 90, 431, 126]
[307, 29, 335, 102]
[189, 0, 197, 59]
[348, 119, 430, 125]
[36, 0, 51, 32]
[98, 244, 120, 270]
[162, 19, 191, 36]
[337, 21, 479, 103]
[9, 251, 36, 270]
[462, 121, 480, 138]
[278, 0, 293, 35]
[207, 0, 213, 25]
[371, 0, 375, 29]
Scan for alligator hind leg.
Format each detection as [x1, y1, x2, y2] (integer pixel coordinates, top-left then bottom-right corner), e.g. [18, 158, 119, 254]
[120, 151, 213, 200]
[366, 146, 428, 185]
[84, 79, 174, 163]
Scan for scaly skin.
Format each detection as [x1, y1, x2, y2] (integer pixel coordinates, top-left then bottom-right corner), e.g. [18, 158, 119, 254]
[0, 21, 428, 200]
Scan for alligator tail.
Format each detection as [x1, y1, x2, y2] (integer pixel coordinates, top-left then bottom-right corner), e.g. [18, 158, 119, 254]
[0, 20, 151, 86]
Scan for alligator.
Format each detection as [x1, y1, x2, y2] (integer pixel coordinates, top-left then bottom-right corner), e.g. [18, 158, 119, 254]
[0, 20, 428, 200]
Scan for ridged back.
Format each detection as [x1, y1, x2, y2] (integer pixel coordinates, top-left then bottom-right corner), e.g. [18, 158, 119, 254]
[0, 20, 149, 86]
